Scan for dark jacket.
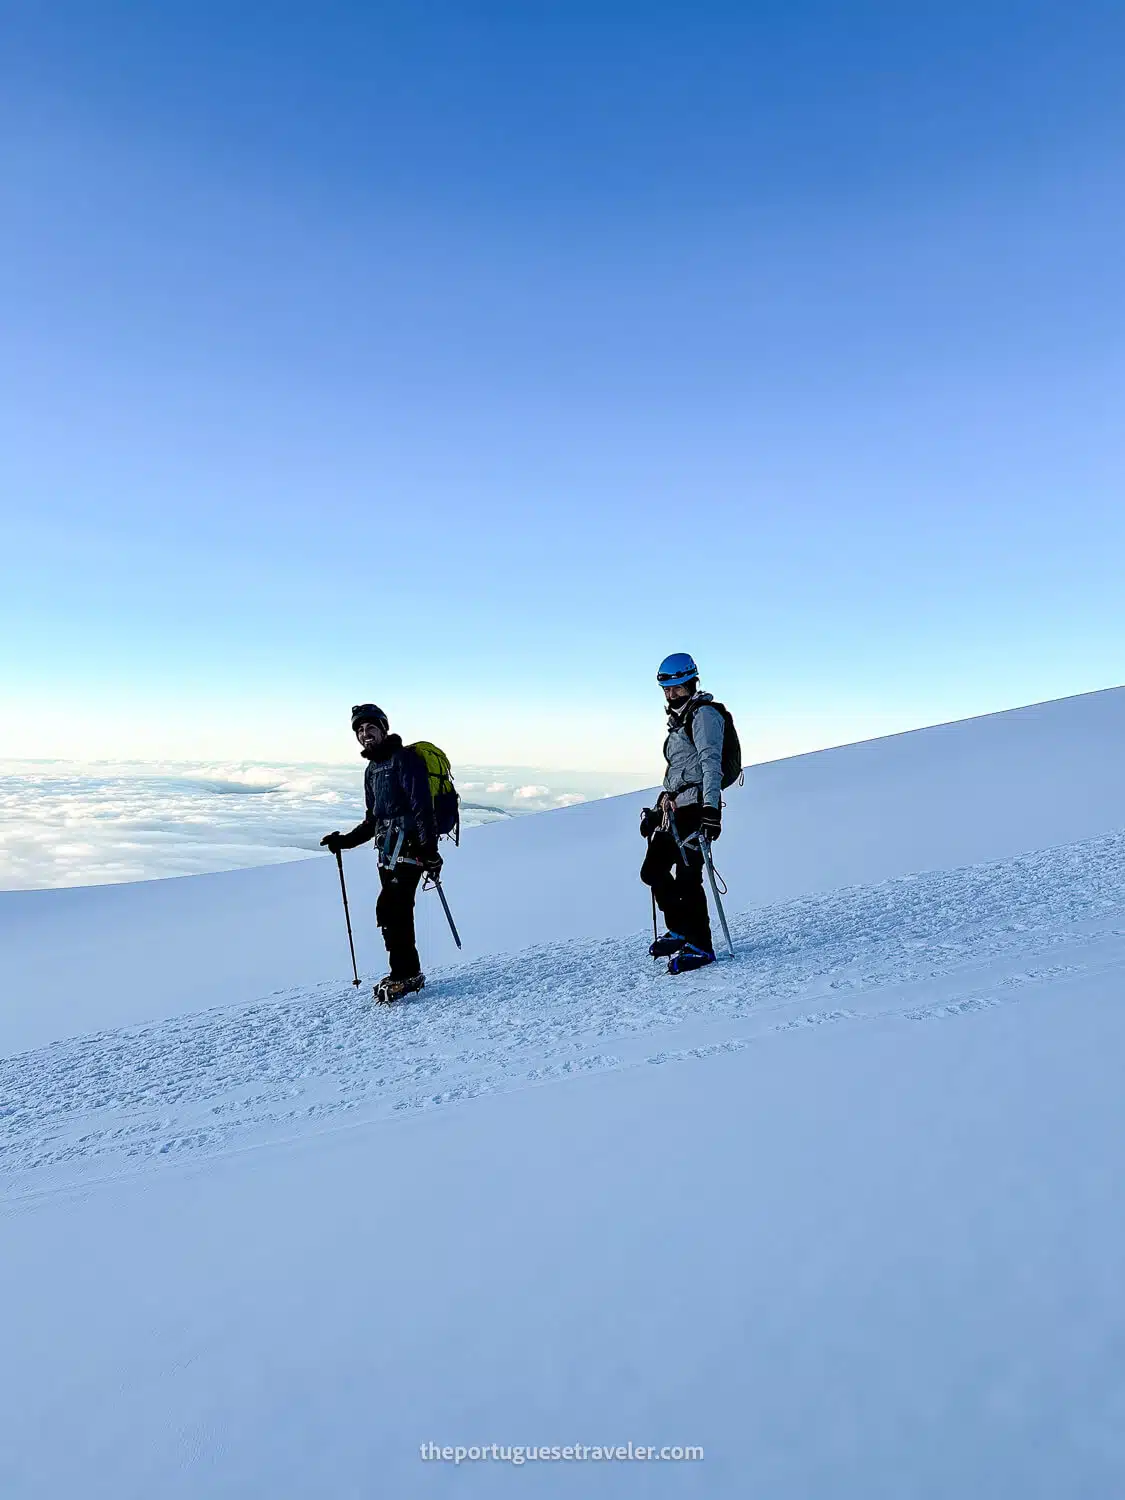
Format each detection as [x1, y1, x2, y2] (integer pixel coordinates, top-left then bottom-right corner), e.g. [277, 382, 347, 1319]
[337, 734, 438, 860]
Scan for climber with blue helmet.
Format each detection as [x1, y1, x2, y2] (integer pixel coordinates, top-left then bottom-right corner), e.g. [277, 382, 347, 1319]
[639, 653, 730, 974]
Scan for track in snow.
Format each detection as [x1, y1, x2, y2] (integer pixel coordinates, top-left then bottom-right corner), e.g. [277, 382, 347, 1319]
[3, 827, 1125, 1198]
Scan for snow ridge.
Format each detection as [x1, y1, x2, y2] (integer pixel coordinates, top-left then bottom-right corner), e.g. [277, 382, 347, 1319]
[4, 827, 1125, 1198]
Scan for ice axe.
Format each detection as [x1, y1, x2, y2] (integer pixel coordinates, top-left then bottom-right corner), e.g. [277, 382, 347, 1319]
[700, 833, 735, 959]
[333, 849, 362, 987]
[427, 871, 463, 950]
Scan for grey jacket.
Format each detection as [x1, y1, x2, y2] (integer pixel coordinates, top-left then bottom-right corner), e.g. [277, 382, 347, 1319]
[662, 691, 724, 810]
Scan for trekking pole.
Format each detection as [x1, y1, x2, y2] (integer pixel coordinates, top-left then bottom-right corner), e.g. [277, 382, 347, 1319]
[430, 873, 463, 950]
[700, 835, 735, 959]
[333, 849, 362, 987]
[646, 834, 659, 950]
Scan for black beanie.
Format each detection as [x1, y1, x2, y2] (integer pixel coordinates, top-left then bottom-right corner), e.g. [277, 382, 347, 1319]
[350, 703, 389, 733]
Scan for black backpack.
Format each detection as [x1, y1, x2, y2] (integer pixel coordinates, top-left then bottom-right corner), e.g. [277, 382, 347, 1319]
[685, 701, 743, 791]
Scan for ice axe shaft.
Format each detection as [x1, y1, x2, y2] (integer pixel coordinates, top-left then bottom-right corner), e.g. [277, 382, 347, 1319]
[334, 849, 362, 986]
[701, 835, 735, 959]
[432, 874, 463, 950]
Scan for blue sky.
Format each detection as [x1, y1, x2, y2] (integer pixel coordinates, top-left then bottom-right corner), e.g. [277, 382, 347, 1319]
[2, 1, 1123, 770]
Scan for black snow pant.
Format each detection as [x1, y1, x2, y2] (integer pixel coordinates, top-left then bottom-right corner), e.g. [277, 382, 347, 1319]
[640, 803, 714, 955]
[376, 863, 425, 978]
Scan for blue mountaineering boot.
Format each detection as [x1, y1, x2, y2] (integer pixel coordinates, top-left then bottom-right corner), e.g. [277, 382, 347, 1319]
[649, 931, 687, 958]
[667, 943, 716, 975]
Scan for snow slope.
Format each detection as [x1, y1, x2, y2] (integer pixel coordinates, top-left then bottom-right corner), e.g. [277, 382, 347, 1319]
[2, 684, 1124, 1054]
[2, 687, 1125, 1496]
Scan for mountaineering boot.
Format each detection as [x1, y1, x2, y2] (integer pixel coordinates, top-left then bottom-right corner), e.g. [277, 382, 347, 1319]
[667, 944, 716, 975]
[374, 972, 425, 1004]
[649, 931, 687, 958]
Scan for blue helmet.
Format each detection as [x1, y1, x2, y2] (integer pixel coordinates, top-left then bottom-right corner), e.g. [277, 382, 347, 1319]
[656, 653, 699, 688]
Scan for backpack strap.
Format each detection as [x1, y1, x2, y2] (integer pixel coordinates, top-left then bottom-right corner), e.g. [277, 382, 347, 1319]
[682, 700, 731, 800]
[682, 699, 726, 743]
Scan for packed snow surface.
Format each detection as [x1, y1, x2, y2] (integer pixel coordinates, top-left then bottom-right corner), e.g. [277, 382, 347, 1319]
[2, 688, 1124, 1496]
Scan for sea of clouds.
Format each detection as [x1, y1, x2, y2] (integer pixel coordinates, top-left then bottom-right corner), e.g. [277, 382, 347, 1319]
[0, 761, 648, 890]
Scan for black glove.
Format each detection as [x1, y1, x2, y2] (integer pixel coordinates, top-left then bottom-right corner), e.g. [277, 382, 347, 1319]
[320, 831, 344, 855]
[421, 848, 443, 876]
[699, 806, 722, 842]
[639, 806, 661, 840]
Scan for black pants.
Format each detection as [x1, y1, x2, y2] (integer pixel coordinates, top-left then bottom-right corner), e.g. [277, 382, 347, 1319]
[376, 863, 425, 978]
[640, 803, 714, 955]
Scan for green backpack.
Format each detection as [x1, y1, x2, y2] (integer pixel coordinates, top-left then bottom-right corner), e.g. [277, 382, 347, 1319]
[409, 741, 461, 843]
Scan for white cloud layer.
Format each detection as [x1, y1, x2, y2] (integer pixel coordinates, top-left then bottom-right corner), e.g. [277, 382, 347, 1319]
[0, 760, 647, 890]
